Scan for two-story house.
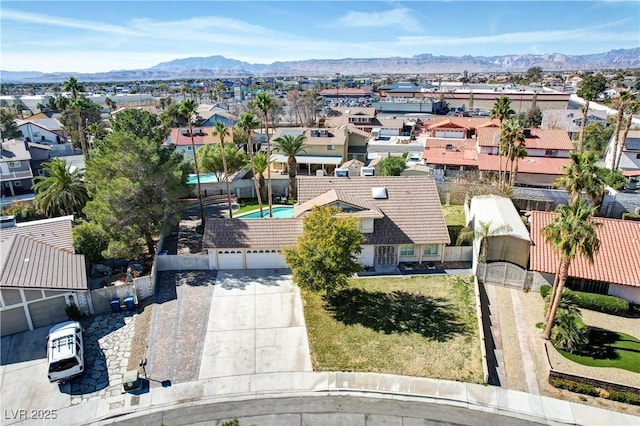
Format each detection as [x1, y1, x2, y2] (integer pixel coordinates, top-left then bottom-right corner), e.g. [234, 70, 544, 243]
[604, 129, 640, 186]
[1, 140, 34, 200]
[165, 126, 228, 159]
[269, 127, 347, 176]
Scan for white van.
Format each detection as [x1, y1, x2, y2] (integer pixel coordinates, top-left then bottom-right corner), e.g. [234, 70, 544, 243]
[47, 321, 85, 383]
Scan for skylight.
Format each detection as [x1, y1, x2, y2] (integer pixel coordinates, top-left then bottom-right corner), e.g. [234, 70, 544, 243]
[371, 187, 388, 199]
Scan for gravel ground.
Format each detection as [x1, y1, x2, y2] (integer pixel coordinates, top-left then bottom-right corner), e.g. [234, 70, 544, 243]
[127, 299, 153, 372]
[494, 285, 528, 392]
[517, 290, 640, 417]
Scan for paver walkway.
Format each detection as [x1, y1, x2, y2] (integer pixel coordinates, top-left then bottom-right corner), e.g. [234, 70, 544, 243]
[146, 271, 216, 385]
[199, 269, 312, 379]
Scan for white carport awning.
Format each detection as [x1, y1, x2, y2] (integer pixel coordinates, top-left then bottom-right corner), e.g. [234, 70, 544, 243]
[270, 154, 343, 165]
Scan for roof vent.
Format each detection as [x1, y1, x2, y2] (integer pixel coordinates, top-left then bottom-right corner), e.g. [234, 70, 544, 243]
[371, 187, 388, 199]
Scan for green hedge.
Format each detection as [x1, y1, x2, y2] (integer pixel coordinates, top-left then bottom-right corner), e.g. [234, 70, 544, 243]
[549, 376, 640, 406]
[539, 285, 629, 316]
[622, 213, 640, 221]
[540, 285, 551, 298]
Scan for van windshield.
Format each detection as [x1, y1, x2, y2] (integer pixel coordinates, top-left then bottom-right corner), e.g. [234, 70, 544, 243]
[49, 357, 79, 373]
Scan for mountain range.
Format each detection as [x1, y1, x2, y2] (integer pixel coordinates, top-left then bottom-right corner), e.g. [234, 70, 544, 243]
[2, 48, 639, 83]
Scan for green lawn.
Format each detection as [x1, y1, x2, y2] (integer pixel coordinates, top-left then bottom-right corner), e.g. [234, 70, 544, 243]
[441, 205, 466, 227]
[301, 275, 483, 382]
[558, 329, 640, 373]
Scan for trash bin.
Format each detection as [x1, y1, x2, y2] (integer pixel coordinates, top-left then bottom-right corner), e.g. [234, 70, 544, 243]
[123, 369, 140, 392]
[124, 295, 136, 312]
[110, 297, 121, 313]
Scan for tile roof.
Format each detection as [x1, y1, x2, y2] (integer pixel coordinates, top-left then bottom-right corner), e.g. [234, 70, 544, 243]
[529, 211, 640, 287]
[423, 148, 478, 166]
[428, 117, 500, 130]
[477, 128, 573, 150]
[297, 176, 450, 245]
[293, 189, 383, 219]
[0, 215, 74, 251]
[270, 127, 347, 146]
[203, 219, 302, 249]
[477, 153, 570, 175]
[167, 126, 229, 147]
[0, 235, 87, 290]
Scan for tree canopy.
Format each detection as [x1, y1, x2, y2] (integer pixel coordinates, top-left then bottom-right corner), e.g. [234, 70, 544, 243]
[284, 206, 364, 295]
[83, 131, 189, 256]
[33, 158, 89, 217]
[0, 108, 23, 142]
[378, 156, 406, 176]
[196, 144, 248, 181]
[110, 108, 167, 141]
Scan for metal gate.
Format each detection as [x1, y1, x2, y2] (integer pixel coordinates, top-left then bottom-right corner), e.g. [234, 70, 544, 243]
[374, 245, 397, 266]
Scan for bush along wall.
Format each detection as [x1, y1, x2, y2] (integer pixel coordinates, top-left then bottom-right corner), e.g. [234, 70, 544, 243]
[538, 285, 629, 316]
[549, 371, 640, 406]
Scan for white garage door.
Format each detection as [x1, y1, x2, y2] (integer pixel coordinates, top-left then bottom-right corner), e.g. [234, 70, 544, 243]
[246, 249, 288, 269]
[435, 130, 462, 139]
[217, 250, 244, 269]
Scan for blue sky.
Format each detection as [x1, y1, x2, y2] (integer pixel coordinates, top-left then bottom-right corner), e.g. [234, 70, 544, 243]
[1, 1, 639, 73]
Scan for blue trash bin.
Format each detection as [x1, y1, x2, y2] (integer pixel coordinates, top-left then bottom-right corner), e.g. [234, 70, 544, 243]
[110, 297, 121, 313]
[124, 295, 135, 312]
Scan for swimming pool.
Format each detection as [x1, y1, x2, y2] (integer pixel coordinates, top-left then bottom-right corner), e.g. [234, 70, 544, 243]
[238, 206, 294, 219]
[186, 173, 219, 185]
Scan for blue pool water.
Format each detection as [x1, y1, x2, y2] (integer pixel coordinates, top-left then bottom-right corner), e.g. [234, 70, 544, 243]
[187, 173, 219, 185]
[239, 207, 294, 219]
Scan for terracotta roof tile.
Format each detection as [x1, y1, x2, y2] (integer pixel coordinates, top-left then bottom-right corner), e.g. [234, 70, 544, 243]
[477, 153, 569, 175]
[529, 211, 640, 287]
[167, 126, 228, 147]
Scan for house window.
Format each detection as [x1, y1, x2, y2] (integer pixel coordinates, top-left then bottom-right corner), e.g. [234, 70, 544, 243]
[13, 181, 21, 186]
[545, 150, 558, 156]
[399, 244, 415, 256]
[187, 146, 193, 150]
[636, 153, 640, 159]
[423, 244, 439, 255]
[327, 144, 336, 151]
[8, 161, 21, 168]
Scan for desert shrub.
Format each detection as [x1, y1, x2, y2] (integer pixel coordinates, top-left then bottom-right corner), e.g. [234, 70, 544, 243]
[621, 213, 640, 221]
[1, 202, 46, 222]
[551, 313, 589, 353]
[65, 303, 86, 321]
[72, 221, 110, 263]
[549, 376, 640, 406]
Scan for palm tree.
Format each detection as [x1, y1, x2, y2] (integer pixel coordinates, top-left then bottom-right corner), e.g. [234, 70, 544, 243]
[252, 152, 269, 215]
[86, 122, 106, 147]
[554, 151, 604, 207]
[211, 121, 234, 218]
[179, 98, 205, 226]
[254, 93, 275, 217]
[576, 74, 607, 153]
[500, 119, 526, 187]
[509, 142, 528, 187]
[456, 220, 512, 263]
[609, 91, 632, 171]
[543, 200, 601, 339]
[614, 98, 639, 171]
[62, 77, 89, 160]
[272, 134, 307, 201]
[236, 112, 263, 214]
[104, 97, 116, 112]
[33, 158, 89, 217]
[490, 96, 515, 188]
[36, 103, 44, 113]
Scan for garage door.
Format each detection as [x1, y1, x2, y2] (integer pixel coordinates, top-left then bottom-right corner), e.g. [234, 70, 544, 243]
[217, 250, 244, 269]
[246, 249, 288, 269]
[29, 296, 68, 329]
[0, 307, 30, 337]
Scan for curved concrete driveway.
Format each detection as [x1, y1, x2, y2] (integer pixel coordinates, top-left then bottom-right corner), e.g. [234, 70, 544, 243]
[198, 269, 312, 379]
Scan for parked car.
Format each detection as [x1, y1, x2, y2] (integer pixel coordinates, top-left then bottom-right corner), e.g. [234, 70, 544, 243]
[47, 321, 84, 383]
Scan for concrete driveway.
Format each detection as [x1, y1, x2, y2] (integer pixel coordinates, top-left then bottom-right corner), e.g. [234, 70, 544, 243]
[199, 269, 312, 379]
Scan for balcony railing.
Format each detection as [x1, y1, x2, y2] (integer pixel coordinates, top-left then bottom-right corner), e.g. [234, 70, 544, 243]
[0, 170, 33, 182]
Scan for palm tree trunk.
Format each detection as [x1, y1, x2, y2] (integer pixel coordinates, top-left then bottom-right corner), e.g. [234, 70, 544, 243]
[190, 123, 205, 226]
[287, 156, 297, 201]
[248, 129, 263, 216]
[610, 107, 625, 171]
[76, 109, 88, 160]
[577, 100, 589, 153]
[546, 258, 563, 321]
[143, 229, 156, 256]
[544, 259, 569, 339]
[614, 114, 632, 171]
[265, 112, 273, 217]
[221, 139, 233, 218]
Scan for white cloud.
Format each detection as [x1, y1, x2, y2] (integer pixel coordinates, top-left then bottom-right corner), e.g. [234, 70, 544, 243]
[335, 8, 422, 33]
